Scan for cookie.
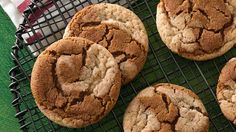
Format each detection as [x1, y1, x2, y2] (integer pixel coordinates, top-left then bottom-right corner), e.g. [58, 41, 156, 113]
[217, 58, 236, 125]
[123, 83, 209, 132]
[31, 37, 121, 128]
[156, 0, 236, 61]
[64, 3, 149, 84]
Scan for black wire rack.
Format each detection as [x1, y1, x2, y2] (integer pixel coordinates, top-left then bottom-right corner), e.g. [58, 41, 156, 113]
[8, 0, 236, 131]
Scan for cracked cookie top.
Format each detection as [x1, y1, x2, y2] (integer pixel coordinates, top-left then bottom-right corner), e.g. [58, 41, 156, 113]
[123, 83, 209, 132]
[156, 0, 236, 61]
[31, 37, 121, 128]
[217, 58, 236, 125]
[64, 3, 148, 84]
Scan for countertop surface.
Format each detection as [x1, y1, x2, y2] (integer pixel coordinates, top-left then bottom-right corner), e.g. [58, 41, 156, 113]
[0, 6, 20, 132]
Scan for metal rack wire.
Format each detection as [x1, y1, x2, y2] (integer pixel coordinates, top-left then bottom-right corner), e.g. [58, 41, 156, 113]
[9, 0, 236, 131]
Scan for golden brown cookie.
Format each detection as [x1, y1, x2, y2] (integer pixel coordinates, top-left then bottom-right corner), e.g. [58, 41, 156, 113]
[156, 0, 236, 61]
[64, 3, 149, 84]
[31, 37, 121, 128]
[217, 58, 236, 125]
[123, 83, 209, 132]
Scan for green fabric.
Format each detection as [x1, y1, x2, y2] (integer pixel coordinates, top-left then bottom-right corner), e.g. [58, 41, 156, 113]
[0, 6, 21, 132]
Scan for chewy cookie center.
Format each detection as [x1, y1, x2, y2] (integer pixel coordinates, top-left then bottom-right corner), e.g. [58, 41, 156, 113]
[163, 0, 233, 54]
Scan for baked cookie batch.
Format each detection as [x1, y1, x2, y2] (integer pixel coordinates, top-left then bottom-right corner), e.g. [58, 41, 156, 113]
[30, 1, 236, 131]
[31, 3, 148, 128]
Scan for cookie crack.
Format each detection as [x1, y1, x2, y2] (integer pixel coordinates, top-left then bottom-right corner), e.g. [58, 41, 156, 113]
[44, 50, 66, 110]
[82, 47, 87, 66]
[48, 51, 63, 94]
[80, 21, 101, 27]
[105, 25, 113, 48]
[112, 51, 137, 64]
[196, 28, 203, 42]
[165, 10, 181, 30]
[214, 7, 231, 18]
[171, 111, 180, 131]
[188, 0, 194, 13]
[198, 9, 210, 22]
[161, 94, 170, 113]
[70, 91, 92, 106]
[189, 105, 205, 116]
[219, 98, 234, 105]
[93, 95, 110, 120]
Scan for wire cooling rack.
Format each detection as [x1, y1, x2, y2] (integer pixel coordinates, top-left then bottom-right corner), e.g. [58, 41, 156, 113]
[9, 0, 236, 131]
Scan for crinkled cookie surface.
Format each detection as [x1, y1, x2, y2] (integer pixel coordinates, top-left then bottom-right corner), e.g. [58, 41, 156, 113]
[31, 37, 121, 128]
[123, 83, 209, 132]
[156, 0, 236, 60]
[217, 58, 236, 125]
